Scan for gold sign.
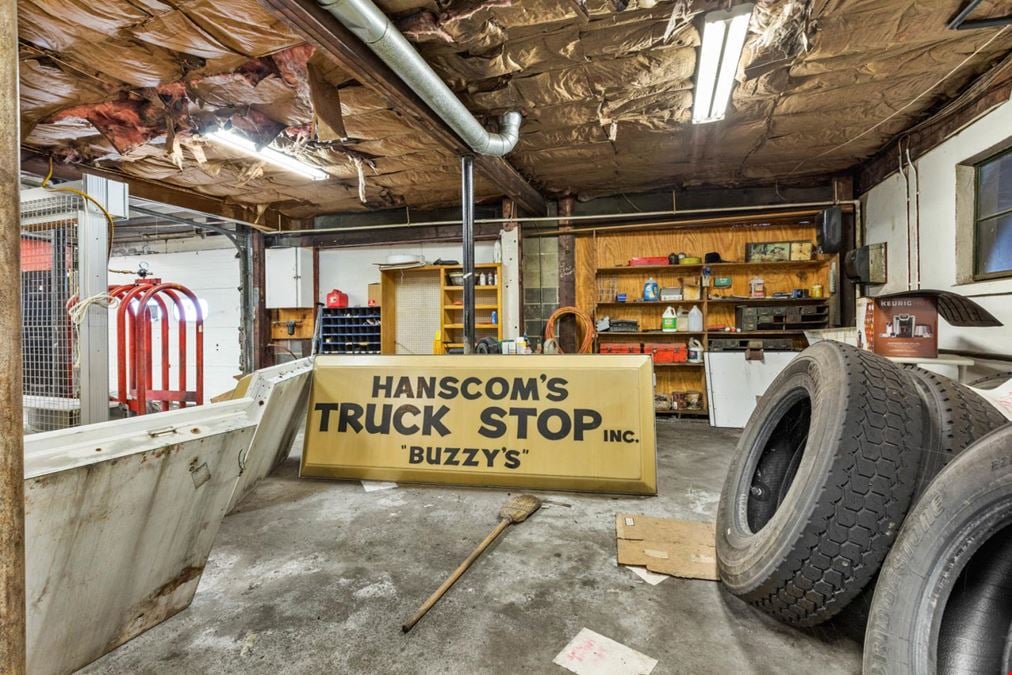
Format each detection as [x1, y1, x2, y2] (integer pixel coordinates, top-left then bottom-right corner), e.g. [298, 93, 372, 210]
[301, 355, 657, 495]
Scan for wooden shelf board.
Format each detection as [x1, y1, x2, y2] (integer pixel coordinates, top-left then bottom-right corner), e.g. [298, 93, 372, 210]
[444, 323, 498, 329]
[656, 408, 708, 416]
[706, 297, 829, 305]
[444, 285, 499, 290]
[596, 300, 703, 307]
[443, 304, 498, 310]
[652, 362, 705, 368]
[598, 331, 705, 337]
[596, 259, 829, 275]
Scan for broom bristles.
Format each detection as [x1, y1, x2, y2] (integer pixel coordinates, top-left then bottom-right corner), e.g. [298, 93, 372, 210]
[499, 494, 542, 523]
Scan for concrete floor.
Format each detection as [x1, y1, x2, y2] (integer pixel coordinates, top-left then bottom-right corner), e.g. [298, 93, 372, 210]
[83, 419, 862, 674]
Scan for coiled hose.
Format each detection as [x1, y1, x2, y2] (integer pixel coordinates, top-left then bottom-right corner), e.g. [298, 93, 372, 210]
[544, 306, 595, 353]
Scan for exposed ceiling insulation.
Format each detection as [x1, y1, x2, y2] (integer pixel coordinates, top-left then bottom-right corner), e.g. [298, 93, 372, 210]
[16, 0, 1012, 219]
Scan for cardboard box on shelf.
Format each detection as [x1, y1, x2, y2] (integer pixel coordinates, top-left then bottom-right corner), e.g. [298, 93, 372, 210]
[368, 283, 381, 307]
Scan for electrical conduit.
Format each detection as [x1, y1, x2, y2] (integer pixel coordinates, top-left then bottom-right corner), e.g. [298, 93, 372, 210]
[318, 0, 521, 156]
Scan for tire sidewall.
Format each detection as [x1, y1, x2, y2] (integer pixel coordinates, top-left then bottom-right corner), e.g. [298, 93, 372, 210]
[864, 427, 1012, 675]
[717, 346, 847, 593]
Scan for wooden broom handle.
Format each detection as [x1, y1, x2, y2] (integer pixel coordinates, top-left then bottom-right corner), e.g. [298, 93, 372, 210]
[402, 518, 511, 632]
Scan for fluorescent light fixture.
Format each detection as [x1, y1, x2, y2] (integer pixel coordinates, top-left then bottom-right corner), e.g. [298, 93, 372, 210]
[692, 3, 753, 124]
[206, 129, 328, 181]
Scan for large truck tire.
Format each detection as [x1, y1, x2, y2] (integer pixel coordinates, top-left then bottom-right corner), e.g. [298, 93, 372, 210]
[833, 367, 1009, 640]
[905, 366, 1009, 491]
[716, 341, 925, 627]
[864, 425, 1012, 675]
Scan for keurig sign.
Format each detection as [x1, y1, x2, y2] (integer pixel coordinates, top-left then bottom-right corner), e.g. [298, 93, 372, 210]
[301, 355, 657, 494]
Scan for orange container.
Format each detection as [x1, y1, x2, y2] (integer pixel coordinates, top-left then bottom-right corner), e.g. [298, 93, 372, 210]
[646, 343, 687, 363]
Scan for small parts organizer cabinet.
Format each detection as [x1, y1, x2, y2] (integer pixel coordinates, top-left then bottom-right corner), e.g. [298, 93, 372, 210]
[316, 306, 381, 355]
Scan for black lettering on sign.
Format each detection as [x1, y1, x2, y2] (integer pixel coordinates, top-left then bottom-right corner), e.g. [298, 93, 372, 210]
[486, 377, 509, 400]
[438, 376, 459, 400]
[416, 377, 436, 399]
[478, 407, 507, 439]
[393, 404, 420, 434]
[545, 377, 569, 402]
[511, 407, 538, 439]
[339, 403, 364, 433]
[461, 377, 482, 400]
[423, 405, 451, 436]
[511, 378, 538, 401]
[404, 446, 526, 470]
[364, 403, 391, 433]
[538, 408, 571, 440]
[394, 378, 414, 398]
[315, 402, 339, 431]
[372, 376, 393, 398]
[573, 409, 602, 441]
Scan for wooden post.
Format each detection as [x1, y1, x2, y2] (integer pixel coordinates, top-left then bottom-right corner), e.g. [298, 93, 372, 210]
[0, 1, 27, 671]
[557, 197, 577, 352]
[247, 228, 271, 369]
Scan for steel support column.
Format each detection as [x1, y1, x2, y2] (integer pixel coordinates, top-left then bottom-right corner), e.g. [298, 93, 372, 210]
[0, 1, 26, 670]
[461, 156, 475, 354]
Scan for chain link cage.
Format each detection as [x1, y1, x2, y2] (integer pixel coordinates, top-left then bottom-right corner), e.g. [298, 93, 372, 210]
[20, 191, 82, 434]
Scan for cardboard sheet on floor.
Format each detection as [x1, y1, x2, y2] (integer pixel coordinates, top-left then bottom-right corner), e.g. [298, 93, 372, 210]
[615, 514, 718, 581]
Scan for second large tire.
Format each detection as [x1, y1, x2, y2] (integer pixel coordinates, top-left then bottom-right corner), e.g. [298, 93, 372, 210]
[906, 366, 1009, 492]
[716, 341, 926, 626]
[864, 424, 1012, 675]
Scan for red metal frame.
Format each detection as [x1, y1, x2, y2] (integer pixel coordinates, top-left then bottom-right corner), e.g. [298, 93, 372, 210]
[70, 277, 204, 415]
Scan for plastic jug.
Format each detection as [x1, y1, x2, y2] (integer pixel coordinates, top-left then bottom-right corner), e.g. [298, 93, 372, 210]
[688, 305, 703, 332]
[661, 306, 677, 332]
[643, 277, 659, 302]
[688, 338, 703, 363]
[676, 307, 690, 331]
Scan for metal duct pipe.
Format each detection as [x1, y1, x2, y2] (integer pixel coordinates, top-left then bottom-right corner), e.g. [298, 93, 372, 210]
[318, 0, 521, 156]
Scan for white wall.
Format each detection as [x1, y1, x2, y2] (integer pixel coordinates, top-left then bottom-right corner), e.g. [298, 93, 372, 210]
[861, 99, 1012, 370]
[317, 241, 497, 306]
[107, 245, 242, 399]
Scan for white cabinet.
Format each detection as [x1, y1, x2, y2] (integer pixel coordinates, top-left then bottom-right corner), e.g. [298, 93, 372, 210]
[705, 351, 799, 428]
[265, 247, 314, 308]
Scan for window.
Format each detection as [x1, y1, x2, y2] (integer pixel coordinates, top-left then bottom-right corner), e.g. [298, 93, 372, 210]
[974, 147, 1012, 279]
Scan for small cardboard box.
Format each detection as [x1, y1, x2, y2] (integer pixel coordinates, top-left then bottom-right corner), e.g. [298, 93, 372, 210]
[872, 295, 938, 358]
[367, 283, 381, 307]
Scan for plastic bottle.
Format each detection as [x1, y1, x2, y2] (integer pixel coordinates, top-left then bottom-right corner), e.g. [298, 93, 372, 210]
[661, 306, 677, 332]
[643, 277, 659, 302]
[688, 338, 703, 363]
[688, 305, 703, 332]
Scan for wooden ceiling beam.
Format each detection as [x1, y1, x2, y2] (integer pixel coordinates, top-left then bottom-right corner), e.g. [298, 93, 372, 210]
[19, 150, 305, 232]
[261, 0, 548, 216]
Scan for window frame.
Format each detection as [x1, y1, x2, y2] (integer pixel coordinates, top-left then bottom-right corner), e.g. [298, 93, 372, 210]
[973, 146, 1012, 281]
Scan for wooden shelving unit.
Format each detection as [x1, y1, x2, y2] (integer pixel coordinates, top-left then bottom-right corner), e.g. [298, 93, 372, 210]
[380, 263, 503, 354]
[440, 263, 502, 354]
[578, 221, 839, 417]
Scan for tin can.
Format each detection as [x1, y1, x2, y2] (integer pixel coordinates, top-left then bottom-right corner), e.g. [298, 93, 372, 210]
[811, 283, 824, 298]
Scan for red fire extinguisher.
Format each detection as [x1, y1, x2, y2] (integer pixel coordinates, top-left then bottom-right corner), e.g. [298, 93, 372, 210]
[325, 289, 349, 308]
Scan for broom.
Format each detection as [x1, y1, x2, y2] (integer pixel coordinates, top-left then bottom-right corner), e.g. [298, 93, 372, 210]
[402, 494, 542, 632]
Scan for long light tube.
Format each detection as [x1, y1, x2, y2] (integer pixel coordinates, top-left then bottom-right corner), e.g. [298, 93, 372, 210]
[692, 4, 753, 124]
[207, 129, 328, 181]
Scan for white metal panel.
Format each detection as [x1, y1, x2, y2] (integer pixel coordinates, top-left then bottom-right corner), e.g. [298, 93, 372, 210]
[226, 358, 312, 512]
[22, 358, 312, 674]
[705, 351, 798, 428]
[265, 246, 314, 308]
